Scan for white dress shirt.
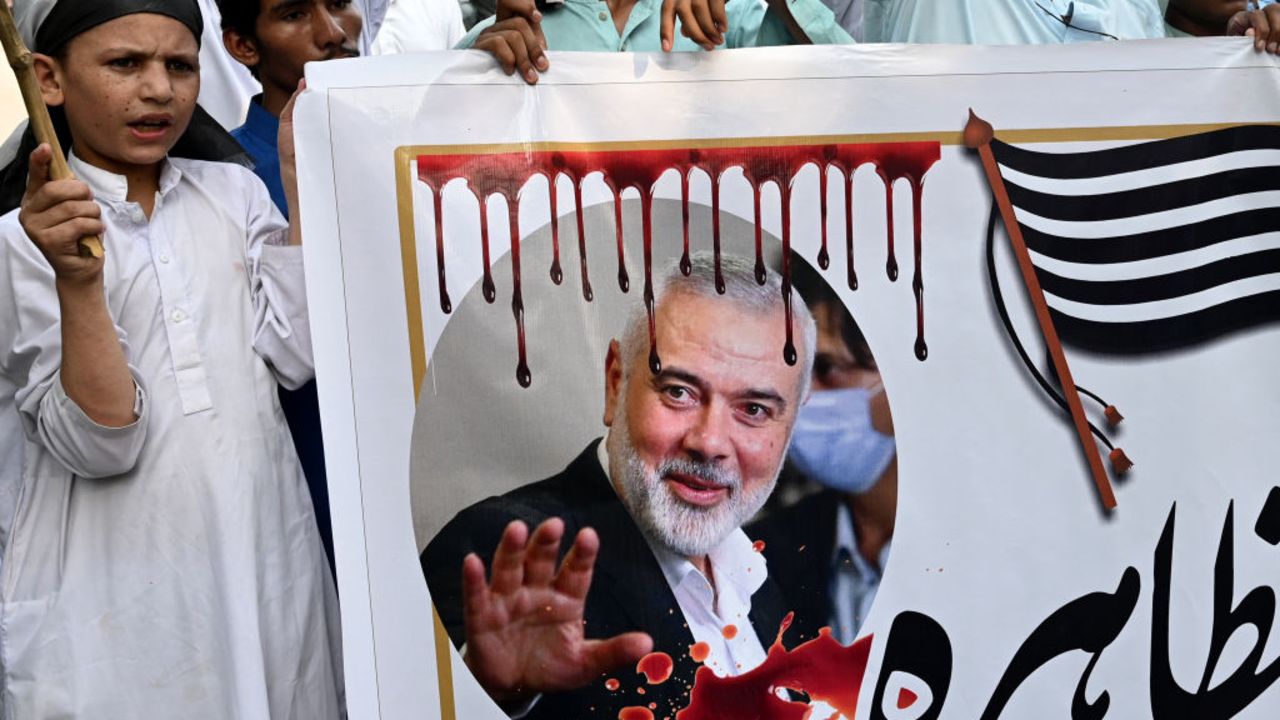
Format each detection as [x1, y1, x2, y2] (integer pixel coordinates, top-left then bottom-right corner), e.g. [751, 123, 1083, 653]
[371, 0, 467, 54]
[830, 501, 890, 644]
[0, 154, 342, 719]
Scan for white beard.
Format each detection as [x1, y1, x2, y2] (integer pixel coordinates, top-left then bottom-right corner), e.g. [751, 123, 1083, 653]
[607, 397, 777, 557]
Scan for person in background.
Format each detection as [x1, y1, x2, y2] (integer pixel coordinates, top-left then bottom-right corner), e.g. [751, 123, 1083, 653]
[749, 256, 896, 646]
[1165, 0, 1280, 50]
[195, 0, 261, 129]
[864, 0, 1169, 43]
[0, 1, 341, 716]
[463, 0, 853, 85]
[218, 0, 365, 572]
[372, 0, 466, 53]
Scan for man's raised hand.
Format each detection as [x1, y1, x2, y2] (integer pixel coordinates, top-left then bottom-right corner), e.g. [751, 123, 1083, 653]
[1228, 5, 1280, 54]
[661, 0, 727, 51]
[18, 144, 105, 286]
[475, 0, 550, 85]
[461, 518, 654, 706]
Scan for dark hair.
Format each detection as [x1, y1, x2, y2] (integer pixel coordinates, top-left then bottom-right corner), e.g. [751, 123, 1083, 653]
[788, 252, 874, 368]
[216, 0, 260, 39]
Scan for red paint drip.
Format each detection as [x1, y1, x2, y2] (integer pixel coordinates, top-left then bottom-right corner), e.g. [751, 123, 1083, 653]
[817, 161, 830, 270]
[547, 174, 563, 284]
[680, 169, 692, 276]
[689, 642, 711, 663]
[431, 187, 451, 313]
[751, 180, 766, 285]
[721, 624, 738, 640]
[898, 686, 919, 709]
[711, 172, 725, 294]
[610, 183, 630, 293]
[637, 652, 674, 685]
[474, 192, 496, 303]
[416, 141, 941, 387]
[572, 175, 594, 301]
[911, 178, 928, 361]
[676, 625, 874, 720]
[620, 708, 654, 720]
[605, 678, 621, 691]
[844, 168, 857, 291]
[880, 170, 899, 282]
[507, 200, 532, 387]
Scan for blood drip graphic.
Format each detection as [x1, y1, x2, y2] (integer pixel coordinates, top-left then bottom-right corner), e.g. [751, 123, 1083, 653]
[689, 642, 711, 663]
[637, 652, 675, 685]
[676, 614, 874, 720]
[418, 141, 940, 386]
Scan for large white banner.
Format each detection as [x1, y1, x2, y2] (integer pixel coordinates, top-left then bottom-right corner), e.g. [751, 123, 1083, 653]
[296, 41, 1280, 719]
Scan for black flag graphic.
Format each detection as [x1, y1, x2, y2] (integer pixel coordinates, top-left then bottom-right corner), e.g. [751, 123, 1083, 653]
[990, 125, 1280, 354]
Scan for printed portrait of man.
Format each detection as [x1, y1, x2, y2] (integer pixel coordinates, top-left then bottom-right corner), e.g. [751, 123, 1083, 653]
[421, 247, 817, 718]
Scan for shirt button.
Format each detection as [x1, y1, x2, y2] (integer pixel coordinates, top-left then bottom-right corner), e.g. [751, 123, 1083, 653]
[171, 309, 186, 323]
[158, 254, 170, 264]
[131, 208, 145, 223]
[599, 10, 608, 20]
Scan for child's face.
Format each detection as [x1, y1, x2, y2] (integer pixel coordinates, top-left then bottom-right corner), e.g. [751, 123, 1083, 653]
[44, 14, 200, 178]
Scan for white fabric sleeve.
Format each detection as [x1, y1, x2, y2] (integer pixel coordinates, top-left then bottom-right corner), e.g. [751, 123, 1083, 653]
[241, 174, 314, 390]
[0, 216, 149, 479]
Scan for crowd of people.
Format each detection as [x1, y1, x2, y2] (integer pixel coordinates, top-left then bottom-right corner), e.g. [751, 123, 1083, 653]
[0, 0, 1276, 717]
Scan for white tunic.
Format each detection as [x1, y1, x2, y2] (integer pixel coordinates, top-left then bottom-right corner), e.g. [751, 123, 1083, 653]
[0, 154, 342, 720]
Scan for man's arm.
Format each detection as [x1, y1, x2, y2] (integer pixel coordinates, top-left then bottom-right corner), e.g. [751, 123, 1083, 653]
[427, 514, 653, 707]
[244, 82, 313, 389]
[18, 145, 135, 427]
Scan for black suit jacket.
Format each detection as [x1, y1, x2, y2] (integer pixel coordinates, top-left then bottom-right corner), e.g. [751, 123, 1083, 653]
[746, 488, 844, 647]
[422, 440, 788, 719]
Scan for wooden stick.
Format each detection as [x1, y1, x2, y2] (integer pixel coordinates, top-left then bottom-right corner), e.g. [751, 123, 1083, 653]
[0, 2, 104, 258]
[965, 109, 1117, 510]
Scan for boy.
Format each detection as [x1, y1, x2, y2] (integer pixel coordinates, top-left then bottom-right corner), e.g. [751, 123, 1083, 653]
[0, 2, 341, 717]
[219, 0, 367, 572]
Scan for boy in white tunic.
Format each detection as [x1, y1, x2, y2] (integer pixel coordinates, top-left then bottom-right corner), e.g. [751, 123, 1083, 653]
[0, 1, 341, 717]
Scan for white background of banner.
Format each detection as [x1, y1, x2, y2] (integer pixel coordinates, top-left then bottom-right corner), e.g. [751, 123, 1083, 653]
[296, 41, 1280, 719]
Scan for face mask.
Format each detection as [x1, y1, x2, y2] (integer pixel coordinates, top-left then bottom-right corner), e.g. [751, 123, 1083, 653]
[788, 386, 896, 495]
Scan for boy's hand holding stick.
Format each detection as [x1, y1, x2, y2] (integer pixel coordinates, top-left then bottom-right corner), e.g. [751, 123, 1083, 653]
[0, 0, 104, 259]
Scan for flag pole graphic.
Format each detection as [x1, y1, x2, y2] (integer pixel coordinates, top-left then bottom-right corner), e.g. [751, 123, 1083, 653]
[0, 1, 103, 258]
[965, 110, 1119, 510]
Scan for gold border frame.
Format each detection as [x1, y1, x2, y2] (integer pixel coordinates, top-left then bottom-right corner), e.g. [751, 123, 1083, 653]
[393, 121, 1273, 719]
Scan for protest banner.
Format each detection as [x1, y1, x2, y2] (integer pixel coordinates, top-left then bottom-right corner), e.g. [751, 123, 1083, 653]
[295, 40, 1280, 719]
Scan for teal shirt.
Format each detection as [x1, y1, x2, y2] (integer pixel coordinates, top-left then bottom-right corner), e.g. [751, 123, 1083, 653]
[457, 0, 853, 51]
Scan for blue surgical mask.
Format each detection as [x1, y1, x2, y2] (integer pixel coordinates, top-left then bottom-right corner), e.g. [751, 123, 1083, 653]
[788, 386, 896, 495]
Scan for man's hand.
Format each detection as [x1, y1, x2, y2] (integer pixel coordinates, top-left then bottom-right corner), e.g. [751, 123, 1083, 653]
[475, 0, 550, 85]
[661, 0, 727, 51]
[462, 518, 654, 706]
[280, 79, 304, 245]
[1228, 6, 1280, 53]
[18, 144, 106, 286]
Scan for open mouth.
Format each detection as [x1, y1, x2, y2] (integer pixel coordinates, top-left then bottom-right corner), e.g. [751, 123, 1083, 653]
[128, 116, 173, 139]
[665, 472, 730, 507]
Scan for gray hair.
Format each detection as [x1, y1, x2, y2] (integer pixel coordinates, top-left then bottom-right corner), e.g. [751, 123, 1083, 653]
[617, 252, 818, 400]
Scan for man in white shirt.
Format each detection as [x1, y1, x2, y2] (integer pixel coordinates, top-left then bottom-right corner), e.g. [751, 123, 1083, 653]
[371, 0, 465, 53]
[423, 253, 817, 718]
[864, 0, 1169, 43]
